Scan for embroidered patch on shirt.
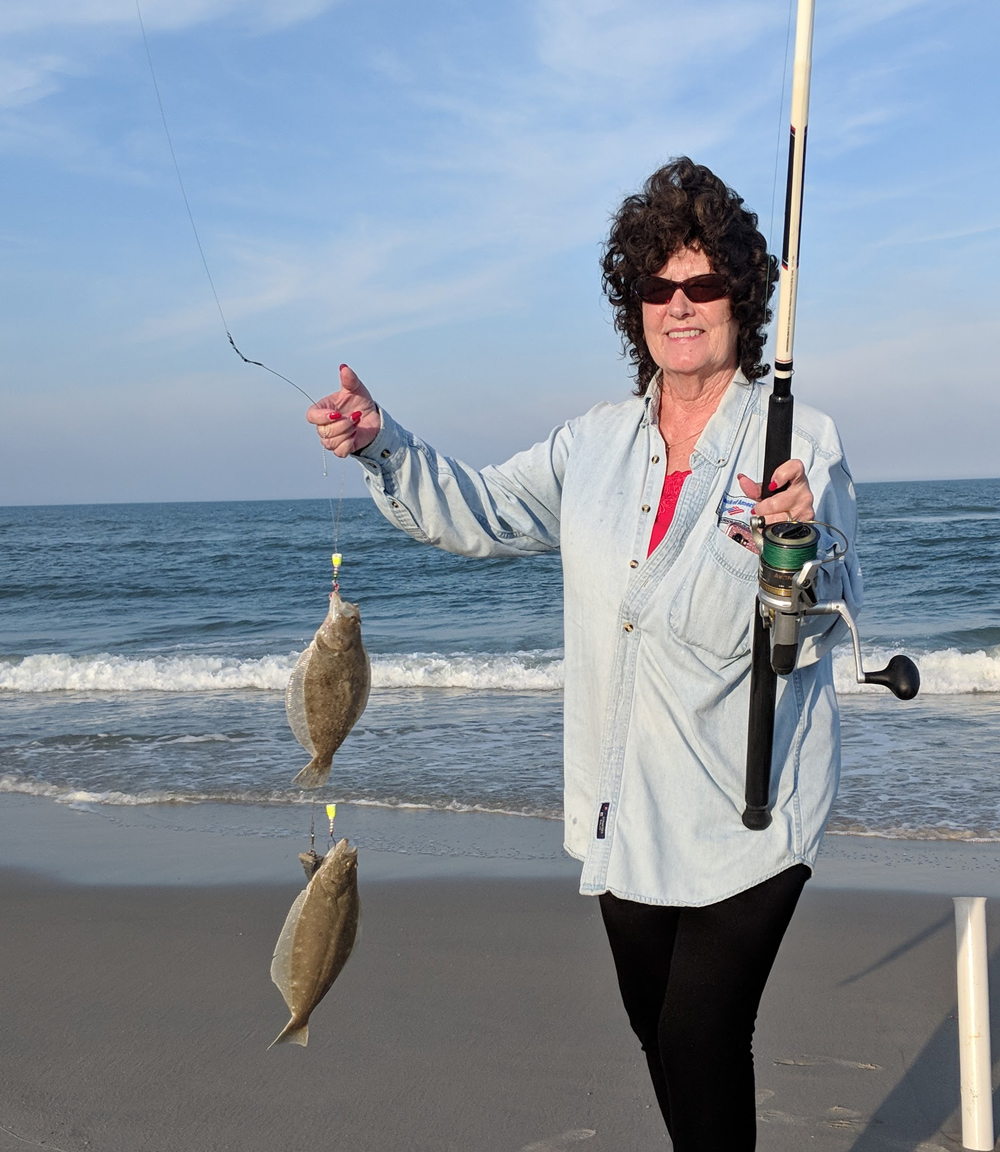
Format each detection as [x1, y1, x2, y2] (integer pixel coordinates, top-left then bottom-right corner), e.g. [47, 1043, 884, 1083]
[716, 491, 759, 554]
[596, 802, 610, 840]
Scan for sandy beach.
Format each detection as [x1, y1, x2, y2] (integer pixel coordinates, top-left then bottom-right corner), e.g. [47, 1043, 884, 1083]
[1, 795, 998, 1152]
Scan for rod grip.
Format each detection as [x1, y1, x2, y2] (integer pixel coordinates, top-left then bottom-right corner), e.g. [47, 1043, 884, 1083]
[743, 610, 776, 830]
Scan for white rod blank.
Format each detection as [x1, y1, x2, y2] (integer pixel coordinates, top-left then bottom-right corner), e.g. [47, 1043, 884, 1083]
[953, 896, 994, 1150]
[773, 0, 815, 379]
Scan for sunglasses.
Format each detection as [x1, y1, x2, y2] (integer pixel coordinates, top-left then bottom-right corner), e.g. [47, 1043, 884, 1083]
[633, 273, 729, 305]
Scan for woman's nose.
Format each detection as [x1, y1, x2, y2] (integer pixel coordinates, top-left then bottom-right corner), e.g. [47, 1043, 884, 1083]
[667, 289, 695, 317]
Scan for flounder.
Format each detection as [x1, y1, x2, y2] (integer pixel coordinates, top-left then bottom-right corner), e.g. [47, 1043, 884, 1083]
[269, 837, 360, 1048]
[286, 589, 370, 789]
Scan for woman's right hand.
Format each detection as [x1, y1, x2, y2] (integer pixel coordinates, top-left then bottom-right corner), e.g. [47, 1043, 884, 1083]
[306, 365, 381, 457]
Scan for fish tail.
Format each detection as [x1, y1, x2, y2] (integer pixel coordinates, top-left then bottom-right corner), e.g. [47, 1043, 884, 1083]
[268, 1020, 309, 1049]
[292, 755, 332, 789]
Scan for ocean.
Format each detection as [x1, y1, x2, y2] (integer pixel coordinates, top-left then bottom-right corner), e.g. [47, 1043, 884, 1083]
[2, 478, 999, 841]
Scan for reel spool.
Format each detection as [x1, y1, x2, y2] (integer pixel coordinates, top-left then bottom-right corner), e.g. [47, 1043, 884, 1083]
[758, 522, 820, 675]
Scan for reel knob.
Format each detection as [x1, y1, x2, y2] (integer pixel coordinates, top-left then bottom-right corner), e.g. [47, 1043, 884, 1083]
[864, 654, 920, 700]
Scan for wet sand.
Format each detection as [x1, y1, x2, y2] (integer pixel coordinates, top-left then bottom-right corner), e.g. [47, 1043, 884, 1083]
[1, 795, 998, 1151]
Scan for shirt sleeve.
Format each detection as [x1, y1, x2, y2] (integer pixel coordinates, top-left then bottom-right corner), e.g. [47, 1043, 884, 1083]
[351, 408, 574, 558]
[794, 428, 864, 668]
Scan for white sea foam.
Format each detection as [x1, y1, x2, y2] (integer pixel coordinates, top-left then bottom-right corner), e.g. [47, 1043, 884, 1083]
[0, 652, 297, 692]
[0, 650, 565, 693]
[371, 652, 563, 690]
[2, 645, 997, 695]
[0, 774, 561, 819]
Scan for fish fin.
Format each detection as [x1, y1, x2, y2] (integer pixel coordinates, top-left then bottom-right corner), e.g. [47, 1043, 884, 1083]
[268, 1021, 309, 1050]
[271, 889, 308, 1010]
[284, 648, 316, 754]
[292, 755, 332, 789]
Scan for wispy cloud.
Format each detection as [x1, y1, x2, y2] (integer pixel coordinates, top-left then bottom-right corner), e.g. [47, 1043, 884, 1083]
[0, 54, 68, 108]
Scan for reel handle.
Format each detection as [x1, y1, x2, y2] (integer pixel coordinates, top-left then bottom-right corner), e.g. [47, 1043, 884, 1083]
[863, 654, 920, 700]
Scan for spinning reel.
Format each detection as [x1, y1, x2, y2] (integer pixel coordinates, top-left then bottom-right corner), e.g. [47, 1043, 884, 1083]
[752, 518, 920, 698]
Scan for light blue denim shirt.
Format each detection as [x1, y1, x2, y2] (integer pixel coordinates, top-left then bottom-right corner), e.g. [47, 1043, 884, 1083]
[354, 371, 861, 906]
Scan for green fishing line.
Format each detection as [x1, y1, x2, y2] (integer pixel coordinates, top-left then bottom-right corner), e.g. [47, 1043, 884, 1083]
[761, 523, 819, 572]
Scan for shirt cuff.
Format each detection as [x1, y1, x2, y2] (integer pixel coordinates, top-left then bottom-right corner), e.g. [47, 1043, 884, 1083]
[352, 407, 407, 479]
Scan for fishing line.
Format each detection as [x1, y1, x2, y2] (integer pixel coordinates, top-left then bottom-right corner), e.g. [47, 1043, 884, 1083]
[135, 0, 317, 407]
[134, 0, 349, 543]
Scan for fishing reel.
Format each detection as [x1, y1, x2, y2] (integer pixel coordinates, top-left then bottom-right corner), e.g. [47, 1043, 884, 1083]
[751, 518, 920, 699]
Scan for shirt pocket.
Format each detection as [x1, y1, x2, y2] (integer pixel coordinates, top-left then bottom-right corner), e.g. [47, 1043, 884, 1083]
[668, 529, 759, 661]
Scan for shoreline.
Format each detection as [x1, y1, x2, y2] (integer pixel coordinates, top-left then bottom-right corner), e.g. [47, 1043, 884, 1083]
[5, 791, 1000, 896]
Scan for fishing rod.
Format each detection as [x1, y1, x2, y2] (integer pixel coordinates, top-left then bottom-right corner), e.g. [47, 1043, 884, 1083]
[741, 0, 920, 831]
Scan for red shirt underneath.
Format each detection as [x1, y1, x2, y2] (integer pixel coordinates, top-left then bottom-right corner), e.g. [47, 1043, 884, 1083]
[647, 470, 691, 557]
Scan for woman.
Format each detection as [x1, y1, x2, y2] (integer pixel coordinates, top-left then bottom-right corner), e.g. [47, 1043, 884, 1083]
[307, 158, 861, 1150]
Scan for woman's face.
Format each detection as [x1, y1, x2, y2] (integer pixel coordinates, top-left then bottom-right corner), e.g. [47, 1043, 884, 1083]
[641, 246, 739, 385]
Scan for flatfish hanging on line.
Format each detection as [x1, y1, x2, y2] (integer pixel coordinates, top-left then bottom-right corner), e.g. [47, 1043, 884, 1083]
[269, 837, 360, 1049]
[286, 589, 371, 789]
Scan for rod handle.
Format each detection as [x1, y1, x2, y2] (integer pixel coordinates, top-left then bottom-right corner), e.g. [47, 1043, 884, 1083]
[864, 654, 920, 700]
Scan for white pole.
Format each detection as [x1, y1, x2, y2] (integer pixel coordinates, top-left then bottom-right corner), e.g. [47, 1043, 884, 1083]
[772, 0, 815, 386]
[953, 896, 994, 1150]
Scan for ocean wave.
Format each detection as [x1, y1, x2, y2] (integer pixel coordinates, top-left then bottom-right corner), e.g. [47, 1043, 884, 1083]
[2, 645, 997, 695]
[0, 652, 297, 692]
[0, 649, 565, 693]
[372, 651, 563, 690]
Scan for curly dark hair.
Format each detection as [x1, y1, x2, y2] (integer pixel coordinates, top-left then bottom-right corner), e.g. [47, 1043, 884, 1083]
[601, 157, 778, 393]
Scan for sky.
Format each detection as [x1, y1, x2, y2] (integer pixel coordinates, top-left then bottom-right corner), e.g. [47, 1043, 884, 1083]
[0, 0, 997, 505]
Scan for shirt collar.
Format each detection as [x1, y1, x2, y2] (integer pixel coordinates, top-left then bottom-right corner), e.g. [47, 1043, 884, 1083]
[642, 368, 755, 468]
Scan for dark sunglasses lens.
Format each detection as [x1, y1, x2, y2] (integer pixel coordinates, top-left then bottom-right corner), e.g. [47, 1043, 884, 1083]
[634, 274, 728, 304]
[634, 277, 674, 304]
[683, 275, 728, 302]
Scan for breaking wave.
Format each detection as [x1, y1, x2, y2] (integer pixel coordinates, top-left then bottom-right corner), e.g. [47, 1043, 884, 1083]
[0, 650, 565, 693]
[1, 645, 997, 695]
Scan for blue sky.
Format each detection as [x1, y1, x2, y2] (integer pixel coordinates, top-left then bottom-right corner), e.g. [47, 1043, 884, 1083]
[1, 0, 996, 504]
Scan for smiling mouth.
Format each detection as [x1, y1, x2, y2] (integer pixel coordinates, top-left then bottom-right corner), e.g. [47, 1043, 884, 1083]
[667, 328, 704, 339]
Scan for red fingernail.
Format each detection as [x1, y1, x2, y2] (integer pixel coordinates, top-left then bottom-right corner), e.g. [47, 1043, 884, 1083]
[328, 411, 342, 421]
[350, 411, 362, 422]
[768, 480, 778, 491]
[339, 363, 347, 371]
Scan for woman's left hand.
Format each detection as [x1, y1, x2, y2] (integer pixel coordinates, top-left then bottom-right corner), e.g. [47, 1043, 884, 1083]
[737, 460, 814, 524]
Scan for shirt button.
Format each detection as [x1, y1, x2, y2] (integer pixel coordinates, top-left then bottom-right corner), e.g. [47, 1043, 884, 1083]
[651, 454, 660, 464]
[629, 559, 638, 569]
[390, 501, 400, 509]
[641, 504, 650, 513]
[623, 622, 634, 633]
[381, 449, 391, 459]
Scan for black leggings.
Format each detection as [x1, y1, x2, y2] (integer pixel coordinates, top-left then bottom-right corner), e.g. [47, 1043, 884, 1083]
[599, 864, 809, 1151]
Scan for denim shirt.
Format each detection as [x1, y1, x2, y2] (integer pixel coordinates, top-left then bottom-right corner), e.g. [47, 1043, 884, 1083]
[354, 371, 862, 906]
